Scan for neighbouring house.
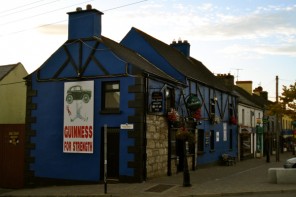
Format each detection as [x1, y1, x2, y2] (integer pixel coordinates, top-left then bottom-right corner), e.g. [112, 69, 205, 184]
[281, 114, 294, 152]
[121, 28, 239, 169]
[24, 5, 184, 186]
[0, 62, 28, 188]
[217, 76, 268, 160]
[234, 81, 264, 159]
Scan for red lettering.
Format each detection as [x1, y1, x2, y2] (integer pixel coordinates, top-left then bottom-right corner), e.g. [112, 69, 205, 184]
[73, 141, 93, 152]
[64, 141, 71, 151]
[64, 126, 93, 139]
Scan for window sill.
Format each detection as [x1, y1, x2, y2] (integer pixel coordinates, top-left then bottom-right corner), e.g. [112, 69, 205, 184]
[100, 109, 121, 114]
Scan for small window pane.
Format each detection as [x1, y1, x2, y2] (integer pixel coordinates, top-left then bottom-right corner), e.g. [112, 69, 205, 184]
[102, 81, 120, 110]
[105, 92, 120, 108]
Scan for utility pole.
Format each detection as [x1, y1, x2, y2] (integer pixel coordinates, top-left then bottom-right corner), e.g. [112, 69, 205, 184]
[276, 76, 280, 162]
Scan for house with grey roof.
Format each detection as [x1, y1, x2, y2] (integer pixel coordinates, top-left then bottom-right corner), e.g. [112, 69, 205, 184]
[0, 62, 27, 188]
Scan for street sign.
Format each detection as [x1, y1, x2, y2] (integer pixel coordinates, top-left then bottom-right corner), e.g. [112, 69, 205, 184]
[120, 124, 134, 130]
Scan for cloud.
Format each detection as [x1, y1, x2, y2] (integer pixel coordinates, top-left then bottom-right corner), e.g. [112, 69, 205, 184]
[182, 3, 296, 40]
[38, 24, 67, 35]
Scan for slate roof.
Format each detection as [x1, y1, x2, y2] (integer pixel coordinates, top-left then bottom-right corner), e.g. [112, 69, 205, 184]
[233, 85, 262, 109]
[0, 63, 18, 81]
[98, 35, 183, 86]
[233, 85, 272, 110]
[131, 27, 231, 93]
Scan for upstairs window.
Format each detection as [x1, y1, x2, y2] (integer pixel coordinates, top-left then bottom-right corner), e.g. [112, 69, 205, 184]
[102, 81, 120, 113]
[210, 130, 215, 151]
[165, 87, 175, 112]
[229, 103, 234, 117]
[210, 98, 216, 115]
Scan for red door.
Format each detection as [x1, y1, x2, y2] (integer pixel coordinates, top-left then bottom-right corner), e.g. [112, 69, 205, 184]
[0, 124, 25, 188]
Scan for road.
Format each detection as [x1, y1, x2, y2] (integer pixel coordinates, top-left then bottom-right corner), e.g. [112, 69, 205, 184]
[215, 191, 296, 197]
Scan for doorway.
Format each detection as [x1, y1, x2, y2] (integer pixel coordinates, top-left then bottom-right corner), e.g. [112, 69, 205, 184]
[100, 127, 120, 180]
[0, 124, 25, 188]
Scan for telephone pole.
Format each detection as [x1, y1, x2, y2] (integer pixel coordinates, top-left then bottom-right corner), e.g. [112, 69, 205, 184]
[276, 76, 280, 162]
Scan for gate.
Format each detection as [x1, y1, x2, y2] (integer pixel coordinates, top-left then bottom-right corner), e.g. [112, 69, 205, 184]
[0, 124, 25, 188]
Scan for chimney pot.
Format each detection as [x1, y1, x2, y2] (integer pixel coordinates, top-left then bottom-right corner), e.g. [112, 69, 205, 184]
[76, 7, 82, 11]
[86, 4, 92, 10]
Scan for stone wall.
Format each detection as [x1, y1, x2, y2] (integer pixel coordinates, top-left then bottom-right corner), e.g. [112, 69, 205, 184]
[146, 114, 168, 178]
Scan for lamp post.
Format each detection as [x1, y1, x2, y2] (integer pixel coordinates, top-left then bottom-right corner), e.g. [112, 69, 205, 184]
[183, 141, 191, 187]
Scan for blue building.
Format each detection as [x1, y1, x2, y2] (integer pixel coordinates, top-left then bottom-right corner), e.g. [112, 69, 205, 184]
[121, 28, 238, 166]
[24, 5, 183, 185]
[24, 5, 238, 186]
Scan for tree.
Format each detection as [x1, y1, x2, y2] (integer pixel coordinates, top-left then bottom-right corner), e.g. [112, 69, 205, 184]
[280, 82, 296, 120]
[267, 82, 296, 120]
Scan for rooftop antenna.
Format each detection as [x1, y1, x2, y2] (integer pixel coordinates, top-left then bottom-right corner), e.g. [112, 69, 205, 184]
[231, 68, 243, 82]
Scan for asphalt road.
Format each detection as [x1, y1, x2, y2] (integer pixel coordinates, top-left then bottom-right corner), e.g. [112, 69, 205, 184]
[213, 191, 296, 197]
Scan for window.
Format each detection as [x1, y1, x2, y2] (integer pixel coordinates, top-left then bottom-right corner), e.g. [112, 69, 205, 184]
[229, 103, 234, 117]
[102, 81, 120, 112]
[242, 109, 245, 125]
[165, 87, 175, 112]
[210, 99, 215, 115]
[210, 130, 215, 150]
[170, 128, 177, 158]
[198, 130, 204, 153]
[229, 129, 233, 150]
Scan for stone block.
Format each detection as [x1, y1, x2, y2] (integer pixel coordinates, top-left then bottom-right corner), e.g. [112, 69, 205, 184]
[268, 168, 277, 183]
[268, 168, 296, 184]
[277, 168, 296, 184]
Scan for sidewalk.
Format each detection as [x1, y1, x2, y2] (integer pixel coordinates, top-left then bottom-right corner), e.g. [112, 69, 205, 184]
[1, 153, 296, 197]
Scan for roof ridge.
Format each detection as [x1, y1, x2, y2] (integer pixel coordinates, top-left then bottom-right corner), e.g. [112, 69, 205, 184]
[0, 63, 20, 81]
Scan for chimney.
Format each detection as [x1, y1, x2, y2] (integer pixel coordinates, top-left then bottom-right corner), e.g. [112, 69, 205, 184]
[216, 73, 235, 88]
[170, 39, 190, 57]
[236, 81, 253, 94]
[253, 86, 263, 96]
[253, 86, 268, 100]
[67, 4, 103, 40]
[260, 91, 268, 100]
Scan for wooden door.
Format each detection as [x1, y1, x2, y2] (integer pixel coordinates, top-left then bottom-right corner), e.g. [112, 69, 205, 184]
[100, 128, 119, 180]
[0, 124, 25, 188]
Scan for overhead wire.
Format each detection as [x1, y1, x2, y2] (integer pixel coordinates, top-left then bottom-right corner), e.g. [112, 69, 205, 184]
[0, 0, 93, 26]
[0, 0, 46, 15]
[0, 0, 59, 18]
[0, 0, 149, 38]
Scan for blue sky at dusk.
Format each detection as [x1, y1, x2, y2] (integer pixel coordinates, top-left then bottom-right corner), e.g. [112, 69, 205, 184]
[0, 0, 295, 100]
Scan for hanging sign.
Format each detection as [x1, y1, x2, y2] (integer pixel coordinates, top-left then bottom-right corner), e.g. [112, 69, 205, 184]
[151, 91, 163, 112]
[63, 81, 94, 154]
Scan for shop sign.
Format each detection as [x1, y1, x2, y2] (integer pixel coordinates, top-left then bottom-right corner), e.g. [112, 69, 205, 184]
[63, 81, 94, 154]
[151, 91, 163, 112]
[256, 118, 262, 125]
[8, 131, 20, 145]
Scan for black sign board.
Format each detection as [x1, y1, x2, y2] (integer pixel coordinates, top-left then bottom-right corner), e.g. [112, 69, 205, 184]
[151, 91, 163, 112]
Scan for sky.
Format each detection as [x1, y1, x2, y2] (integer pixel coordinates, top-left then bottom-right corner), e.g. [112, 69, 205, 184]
[0, 0, 295, 101]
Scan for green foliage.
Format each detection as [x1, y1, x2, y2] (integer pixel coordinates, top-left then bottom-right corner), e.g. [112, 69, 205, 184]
[269, 82, 296, 119]
[280, 82, 296, 119]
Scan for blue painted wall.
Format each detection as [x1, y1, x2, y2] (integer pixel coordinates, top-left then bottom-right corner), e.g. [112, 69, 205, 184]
[29, 40, 137, 181]
[121, 28, 238, 165]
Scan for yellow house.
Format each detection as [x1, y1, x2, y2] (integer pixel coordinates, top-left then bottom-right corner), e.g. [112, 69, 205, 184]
[0, 62, 28, 124]
[0, 62, 28, 188]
